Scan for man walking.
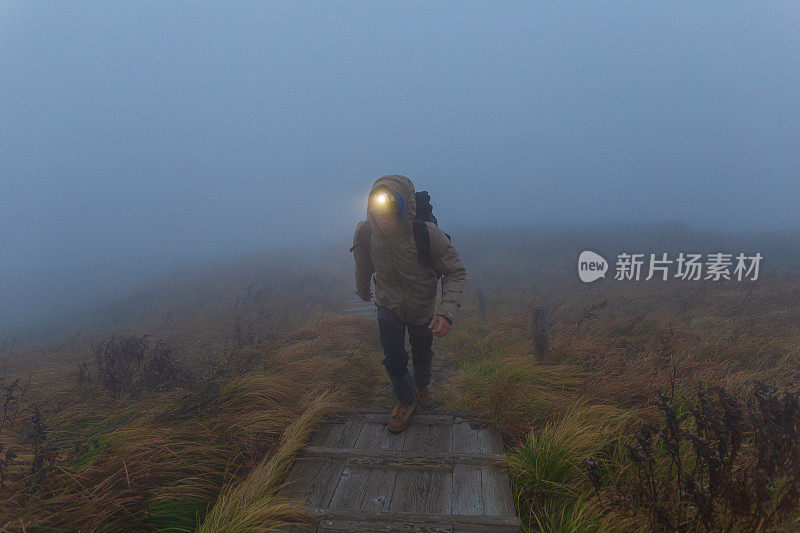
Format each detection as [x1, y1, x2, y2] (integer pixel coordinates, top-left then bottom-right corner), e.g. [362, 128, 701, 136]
[350, 175, 466, 433]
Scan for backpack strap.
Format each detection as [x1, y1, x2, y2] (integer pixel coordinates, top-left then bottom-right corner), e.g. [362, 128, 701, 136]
[413, 220, 445, 279]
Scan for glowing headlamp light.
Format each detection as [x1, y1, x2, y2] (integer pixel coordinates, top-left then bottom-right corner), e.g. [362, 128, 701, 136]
[369, 187, 399, 213]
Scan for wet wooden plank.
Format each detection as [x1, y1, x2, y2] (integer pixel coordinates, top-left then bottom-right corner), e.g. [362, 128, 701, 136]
[318, 518, 450, 532]
[390, 470, 425, 513]
[328, 466, 372, 510]
[420, 470, 452, 514]
[451, 421, 480, 454]
[299, 447, 502, 467]
[358, 422, 405, 512]
[284, 403, 519, 532]
[345, 407, 477, 418]
[286, 524, 317, 533]
[451, 465, 483, 515]
[286, 458, 346, 508]
[309, 422, 337, 446]
[355, 420, 408, 450]
[481, 466, 516, 517]
[389, 469, 452, 514]
[324, 418, 364, 448]
[403, 421, 454, 454]
[359, 469, 398, 511]
[310, 508, 519, 531]
[477, 428, 504, 454]
[327, 413, 453, 427]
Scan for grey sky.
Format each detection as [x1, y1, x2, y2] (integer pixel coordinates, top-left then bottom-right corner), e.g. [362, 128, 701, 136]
[1, 2, 798, 328]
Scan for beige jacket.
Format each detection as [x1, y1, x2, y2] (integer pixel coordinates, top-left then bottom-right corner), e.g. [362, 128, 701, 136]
[351, 175, 466, 326]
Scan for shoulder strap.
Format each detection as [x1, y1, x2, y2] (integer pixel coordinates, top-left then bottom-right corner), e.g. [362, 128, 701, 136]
[413, 220, 444, 279]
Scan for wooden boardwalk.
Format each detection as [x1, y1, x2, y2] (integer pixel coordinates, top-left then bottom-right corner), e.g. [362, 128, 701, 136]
[282, 406, 520, 532]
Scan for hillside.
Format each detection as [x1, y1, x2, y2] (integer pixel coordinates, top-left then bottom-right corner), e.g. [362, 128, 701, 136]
[1, 223, 799, 531]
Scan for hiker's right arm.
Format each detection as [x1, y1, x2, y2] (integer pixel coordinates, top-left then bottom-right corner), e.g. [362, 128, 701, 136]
[351, 221, 374, 301]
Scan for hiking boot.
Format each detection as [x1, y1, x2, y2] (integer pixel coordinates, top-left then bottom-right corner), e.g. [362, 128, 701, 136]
[387, 401, 415, 433]
[416, 386, 436, 410]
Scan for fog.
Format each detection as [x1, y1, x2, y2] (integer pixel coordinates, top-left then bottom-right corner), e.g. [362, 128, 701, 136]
[2, 2, 799, 330]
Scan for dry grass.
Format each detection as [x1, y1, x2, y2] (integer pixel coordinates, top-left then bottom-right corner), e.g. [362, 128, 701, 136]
[1, 230, 798, 531]
[198, 388, 342, 532]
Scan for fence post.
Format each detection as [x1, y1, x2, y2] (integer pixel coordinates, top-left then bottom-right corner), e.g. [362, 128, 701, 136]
[531, 306, 549, 362]
[476, 288, 487, 320]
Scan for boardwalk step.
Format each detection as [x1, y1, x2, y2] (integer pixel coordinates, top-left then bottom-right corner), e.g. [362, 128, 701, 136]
[282, 352, 519, 532]
[325, 413, 455, 426]
[298, 446, 505, 468]
[343, 407, 478, 417]
[312, 508, 520, 532]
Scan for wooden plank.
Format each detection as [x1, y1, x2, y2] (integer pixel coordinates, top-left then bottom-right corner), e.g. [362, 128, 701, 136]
[358, 423, 404, 511]
[389, 470, 452, 515]
[359, 469, 398, 511]
[451, 421, 480, 454]
[287, 407, 519, 532]
[476, 428, 504, 454]
[318, 518, 450, 532]
[348, 456, 451, 470]
[327, 413, 453, 427]
[309, 508, 519, 531]
[404, 421, 454, 454]
[285, 524, 317, 533]
[324, 418, 364, 448]
[480, 466, 516, 517]
[309, 423, 337, 446]
[328, 467, 372, 510]
[401, 424, 428, 452]
[389, 470, 426, 513]
[298, 447, 504, 467]
[420, 470, 452, 514]
[353, 420, 408, 451]
[286, 458, 346, 509]
[451, 465, 483, 515]
[345, 407, 476, 417]
[352, 421, 387, 451]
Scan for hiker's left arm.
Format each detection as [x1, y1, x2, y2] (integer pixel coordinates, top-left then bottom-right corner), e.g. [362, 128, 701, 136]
[351, 221, 374, 301]
[429, 224, 466, 326]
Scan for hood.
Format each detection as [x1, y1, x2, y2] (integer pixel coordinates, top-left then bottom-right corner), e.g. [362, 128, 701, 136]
[367, 175, 416, 237]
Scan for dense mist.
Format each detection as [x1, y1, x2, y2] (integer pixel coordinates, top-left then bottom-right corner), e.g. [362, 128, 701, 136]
[2, 2, 798, 331]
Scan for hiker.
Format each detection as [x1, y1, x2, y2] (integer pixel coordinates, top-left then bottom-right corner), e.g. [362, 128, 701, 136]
[350, 175, 466, 433]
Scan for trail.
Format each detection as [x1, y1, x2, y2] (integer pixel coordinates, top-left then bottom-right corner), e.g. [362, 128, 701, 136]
[281, 302, 520, 532]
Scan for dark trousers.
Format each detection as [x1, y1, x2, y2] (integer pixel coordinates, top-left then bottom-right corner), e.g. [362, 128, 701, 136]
[377, 304, 434, 406]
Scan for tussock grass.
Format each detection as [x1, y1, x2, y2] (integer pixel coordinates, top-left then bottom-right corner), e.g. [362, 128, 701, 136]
[199, 388, 342, 532]
[505, 405, 634, 532]
[448, 354, 585, 440]
[0, 312, 383, 531]
[3, 230, 799, 531]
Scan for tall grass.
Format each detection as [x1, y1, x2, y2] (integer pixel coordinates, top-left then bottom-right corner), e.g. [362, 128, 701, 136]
[199, 388, 341, 532]
[505, 405, 633, 532]
[2, 228, 798, 531]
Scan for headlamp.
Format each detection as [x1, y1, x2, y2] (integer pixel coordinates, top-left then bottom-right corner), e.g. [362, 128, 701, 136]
[369, 186, 400, 215]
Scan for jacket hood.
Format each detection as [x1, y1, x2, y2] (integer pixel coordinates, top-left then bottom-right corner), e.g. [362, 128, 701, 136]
[367, 175, 416, 236]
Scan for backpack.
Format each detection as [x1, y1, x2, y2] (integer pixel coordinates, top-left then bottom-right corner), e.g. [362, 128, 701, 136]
[350, 191, 451, 279]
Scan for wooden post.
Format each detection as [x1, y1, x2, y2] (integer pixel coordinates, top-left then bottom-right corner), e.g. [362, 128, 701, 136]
[531, 307, 549, 362]
[476, 288, 486, 319]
